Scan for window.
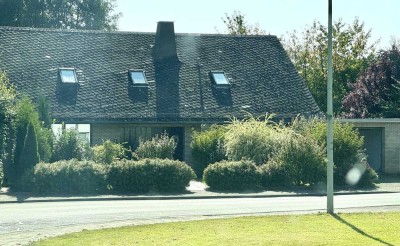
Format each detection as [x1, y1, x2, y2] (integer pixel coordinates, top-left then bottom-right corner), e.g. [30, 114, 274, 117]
[129, 70, 148, 85]
[59, 68, 78, 83]
[210, 71, 229, 86]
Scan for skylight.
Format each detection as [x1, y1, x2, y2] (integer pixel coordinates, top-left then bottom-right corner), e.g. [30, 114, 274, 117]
[59, 68, 78, 83]
[129, 70, 148, 85]
[211, 71, 229, 85]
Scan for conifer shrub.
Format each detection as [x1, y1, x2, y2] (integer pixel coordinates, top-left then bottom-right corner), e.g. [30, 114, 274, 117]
[203, 160, 262, 191]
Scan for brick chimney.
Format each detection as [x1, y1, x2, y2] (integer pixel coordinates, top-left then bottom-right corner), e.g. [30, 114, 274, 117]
[154, 21, 178, 61]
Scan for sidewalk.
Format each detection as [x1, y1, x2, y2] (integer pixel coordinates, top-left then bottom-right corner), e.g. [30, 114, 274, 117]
[1, 178, 399, 204]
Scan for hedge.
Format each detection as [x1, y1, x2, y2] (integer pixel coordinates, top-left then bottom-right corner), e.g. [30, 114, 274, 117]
[107, 159, 196, 193]
[203, 160, 261, 191]
[31, 159, 107, 194]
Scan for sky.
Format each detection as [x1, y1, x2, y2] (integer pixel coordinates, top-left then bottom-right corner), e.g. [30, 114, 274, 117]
[115, 0, 398, 49]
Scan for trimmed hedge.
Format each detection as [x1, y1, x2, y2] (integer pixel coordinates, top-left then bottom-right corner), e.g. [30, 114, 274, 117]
[107, 159, 196, 193]
[203, 160, 261, 191]
[31, 159, 107, 194]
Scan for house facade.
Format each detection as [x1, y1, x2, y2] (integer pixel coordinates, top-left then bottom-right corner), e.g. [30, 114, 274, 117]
[340, 118, 400, 174]
[0, 22, 320, 164]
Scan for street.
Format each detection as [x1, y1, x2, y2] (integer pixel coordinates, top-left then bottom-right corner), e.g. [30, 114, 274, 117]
[1, 193, 400, 245]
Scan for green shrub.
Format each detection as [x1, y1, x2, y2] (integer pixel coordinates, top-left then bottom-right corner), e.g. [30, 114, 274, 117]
[15, 121, 40, 186]
[107, 159, 195, 193]
[134, 133, 176, 160]
[260, 160, 290, 188]
[93, 140, 127, 164]
[299, 119, 365, 185]
[203, 160, 261, 191]
[224, 116, 288, 165]
[191, 125, 226, 177]
[345, 151, 379, 188]
[51, 128, 90, 162]
[262, 134, 326, 187]
[32, 159, 107, 194]
[0, 160, 3, 189]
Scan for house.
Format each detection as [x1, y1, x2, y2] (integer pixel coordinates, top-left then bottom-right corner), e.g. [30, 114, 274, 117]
[0, 22, 320, 163]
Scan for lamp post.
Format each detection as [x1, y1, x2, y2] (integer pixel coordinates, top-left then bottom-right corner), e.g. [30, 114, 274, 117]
[327, 0, 334, 214]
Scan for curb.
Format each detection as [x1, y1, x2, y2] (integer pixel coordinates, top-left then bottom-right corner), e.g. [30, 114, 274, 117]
[0, 190, 397, 204]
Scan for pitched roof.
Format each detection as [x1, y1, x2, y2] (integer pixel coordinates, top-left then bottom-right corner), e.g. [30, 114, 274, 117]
[0, 25, 320, 123]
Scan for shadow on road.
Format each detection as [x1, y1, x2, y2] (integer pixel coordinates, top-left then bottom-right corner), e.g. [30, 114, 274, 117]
[331, 214, 394, 246]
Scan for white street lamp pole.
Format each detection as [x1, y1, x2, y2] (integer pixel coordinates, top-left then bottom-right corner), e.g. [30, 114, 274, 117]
[327, 0, 334, 214]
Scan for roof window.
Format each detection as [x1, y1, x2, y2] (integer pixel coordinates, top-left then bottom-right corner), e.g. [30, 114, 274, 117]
[59, 68, 78, 83]
[129, 70, 148, 86]
[210, 71, 229, 86]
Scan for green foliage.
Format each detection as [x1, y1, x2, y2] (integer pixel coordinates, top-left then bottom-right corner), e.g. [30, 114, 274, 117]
[191, 125, 226, 177]
[93, 140, 126, 164]
[134, 133, 177, 160]
[0, 71, 15, 184]
[294, 118, 367, 186]
[107, 159, 196, 193]
[37, 93, 51, 128]
[51, 128, 89, 162]
[222, 10, 265, 35]
[31, 160, 107, 194]
[0, 160, 3, 189]
[17, 121, 39, 177]
[0, 0, 121, 31]
[14, 96, 53, 179]
[203, 160, 261, 191]
[224, 115, 287, 165]
[284, 18, 377, 113]
[262, 134, 326, 187]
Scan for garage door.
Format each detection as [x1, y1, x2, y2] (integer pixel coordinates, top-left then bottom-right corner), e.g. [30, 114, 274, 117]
[358, 128, 383, 172]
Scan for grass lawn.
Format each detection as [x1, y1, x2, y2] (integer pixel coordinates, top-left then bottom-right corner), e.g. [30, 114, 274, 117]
[33, 212, 400, 246]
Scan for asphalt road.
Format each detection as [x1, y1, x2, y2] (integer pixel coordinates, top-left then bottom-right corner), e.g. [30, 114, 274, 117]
[1, 193, 400, 245]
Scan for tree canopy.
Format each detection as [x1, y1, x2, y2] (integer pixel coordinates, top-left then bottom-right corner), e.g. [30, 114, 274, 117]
[222, 10, 265, 35]
[284, 18, 377, 114]
[0, 0, 121, 31]
[341, 44, 400, 118]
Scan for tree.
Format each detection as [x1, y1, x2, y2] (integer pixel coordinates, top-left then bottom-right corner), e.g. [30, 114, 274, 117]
[16, 121, 40, 180]
[37, 93, 51, 128]
[341, 44, 400, 118]
[0, 0, 121, 31]
[0, 71, 15, 184]
[222, 10, 265, 35]
[284, 18, 377, 113]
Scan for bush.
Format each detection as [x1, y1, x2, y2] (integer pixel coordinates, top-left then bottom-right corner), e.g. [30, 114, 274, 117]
[51, 128, 90, 162]
[224, 116, 288, 165]
[191, 125, 226, 177]
[300, 119, 365, 186]
[262, 134, 326, 187]
[31, 159, 107, 194]
[134, 133, 176, 160]
[93, 140, 127, 164]
[203, 160, 261, 191]
[107, 159, 195, 193]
